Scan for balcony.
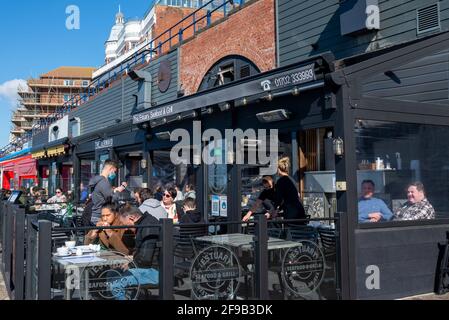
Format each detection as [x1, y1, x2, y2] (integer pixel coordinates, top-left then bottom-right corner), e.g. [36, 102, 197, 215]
[11, 127, 25, 135]
[27, 79, 90, 89]
[21, 99, 64, 107]
[11, 116, 26, 124]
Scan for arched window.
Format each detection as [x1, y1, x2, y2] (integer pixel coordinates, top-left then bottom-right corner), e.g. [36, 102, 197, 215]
[198, 55, 260, 91]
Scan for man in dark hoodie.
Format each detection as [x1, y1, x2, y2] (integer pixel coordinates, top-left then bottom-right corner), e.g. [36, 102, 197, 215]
[179, 198, 203, 224]
[89, 160, 125, 224]
[138, 188, 167, 220]
[108, 204, 160, 300]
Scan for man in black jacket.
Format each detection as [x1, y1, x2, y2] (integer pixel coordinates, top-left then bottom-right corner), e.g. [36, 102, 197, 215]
[108, 205, 160, 300]
[89, 160, 126, 224]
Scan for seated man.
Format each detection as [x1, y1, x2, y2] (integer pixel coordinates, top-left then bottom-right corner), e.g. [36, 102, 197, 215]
[108, 204, 160, 300]
[358, 180, 393, 223]
[179, 198, 203, 224]
[394, 181, 435, 221]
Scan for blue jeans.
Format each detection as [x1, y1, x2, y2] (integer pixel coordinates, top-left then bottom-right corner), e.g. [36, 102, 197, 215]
[109, 268, 159, 300]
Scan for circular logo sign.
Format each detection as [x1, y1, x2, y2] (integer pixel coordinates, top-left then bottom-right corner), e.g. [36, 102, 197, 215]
[65, 251, 141, 300]
[190, 245, 242, 300]
[281, 240, 325, 296]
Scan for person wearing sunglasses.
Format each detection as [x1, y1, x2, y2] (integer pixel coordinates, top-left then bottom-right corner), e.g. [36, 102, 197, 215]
[161, 186, 179, 223]
[47, 188, 67, 204]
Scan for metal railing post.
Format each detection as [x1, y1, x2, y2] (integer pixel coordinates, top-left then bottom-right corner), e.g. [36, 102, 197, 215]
[160, 219, 173, 300]
[335, 212, 342, 300]
[254, 214, 268, 299]
[38, 220, 52, 300]
[25, 216, 35, 300]
[4, 203, 13, 291]
[207, 10, 211, 26]
[13, 207, 25, 300]
[178, 28, 183, 43]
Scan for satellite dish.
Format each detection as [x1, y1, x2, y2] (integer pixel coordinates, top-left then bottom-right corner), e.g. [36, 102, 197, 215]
[158, 60, 171, 93]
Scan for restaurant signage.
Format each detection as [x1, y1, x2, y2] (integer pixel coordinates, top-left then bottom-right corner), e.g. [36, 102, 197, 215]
[260, 63, 316, 92]
[133, 105, 174, 124]
[95, 138, 113, 150]
[281, 240, 325, 296]
[65, 251, 140, 300]
[132, 61, 321, 125]
[190, 245, 242, 300]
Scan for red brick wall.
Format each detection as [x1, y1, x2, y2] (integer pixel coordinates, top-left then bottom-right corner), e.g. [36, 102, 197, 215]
[180, 0, 276, 95]
[152, 5, 224, 55]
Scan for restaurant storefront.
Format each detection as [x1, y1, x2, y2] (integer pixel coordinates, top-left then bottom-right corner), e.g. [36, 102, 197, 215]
[129, 31, 449, 299]
[134, 54, 336, 224]
[72, 123, 148, 201]
[0, 151, 37, 190]
[31, 139, 72, 196]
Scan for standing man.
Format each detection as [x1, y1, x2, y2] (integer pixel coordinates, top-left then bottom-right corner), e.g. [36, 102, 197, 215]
[89, 160, 126, 224]
[358, 180, 393, 223]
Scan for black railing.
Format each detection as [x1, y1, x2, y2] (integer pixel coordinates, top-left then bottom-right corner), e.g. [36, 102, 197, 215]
[0, 199, 341, 300]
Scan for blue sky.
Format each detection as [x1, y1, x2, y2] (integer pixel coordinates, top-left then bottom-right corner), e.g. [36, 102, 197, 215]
[0, 0, 154, 147]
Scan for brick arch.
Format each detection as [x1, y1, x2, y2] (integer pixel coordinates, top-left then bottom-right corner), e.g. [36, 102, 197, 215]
[179, 0, 276, 96]
[192, 48, 272, 94]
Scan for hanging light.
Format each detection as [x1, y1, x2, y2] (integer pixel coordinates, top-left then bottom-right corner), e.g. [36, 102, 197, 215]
[333, 137, 344, 156]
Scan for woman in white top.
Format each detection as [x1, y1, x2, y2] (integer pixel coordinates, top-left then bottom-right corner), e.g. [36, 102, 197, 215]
[47, 188, 67, 203]
[161, 186, 178, 223]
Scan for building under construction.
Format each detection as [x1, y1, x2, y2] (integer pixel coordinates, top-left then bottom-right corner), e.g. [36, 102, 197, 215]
[11, 67, 95, 143]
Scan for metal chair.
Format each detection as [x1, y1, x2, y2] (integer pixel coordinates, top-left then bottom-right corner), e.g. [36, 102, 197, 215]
[173, 224, 208, 293]
[286, 226, 318, 243]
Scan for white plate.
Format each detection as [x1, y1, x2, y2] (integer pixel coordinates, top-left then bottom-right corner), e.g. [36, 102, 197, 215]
[53, 252, 72, 258]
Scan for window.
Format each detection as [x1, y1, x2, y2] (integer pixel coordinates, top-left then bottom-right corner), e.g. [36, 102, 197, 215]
[82, 80, 89, 87]
[70, 117, 80, 138]
[355, 120, 449, 224]
[64, 80, 74, 86]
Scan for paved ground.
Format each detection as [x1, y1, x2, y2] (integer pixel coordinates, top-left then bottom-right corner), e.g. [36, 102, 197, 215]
[400, 292, 449, 300]
[0, 246, 9, 300]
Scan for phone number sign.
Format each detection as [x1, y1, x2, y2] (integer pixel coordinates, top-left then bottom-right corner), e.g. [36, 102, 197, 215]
[260, 64, 316, 92]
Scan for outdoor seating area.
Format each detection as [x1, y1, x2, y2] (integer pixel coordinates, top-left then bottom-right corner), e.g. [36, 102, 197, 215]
[0, 196, 339, 300]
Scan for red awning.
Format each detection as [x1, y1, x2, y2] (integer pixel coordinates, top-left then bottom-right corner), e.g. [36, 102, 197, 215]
[0, 155, 37, 176]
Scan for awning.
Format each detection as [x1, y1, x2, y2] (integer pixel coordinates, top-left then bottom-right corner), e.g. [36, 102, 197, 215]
[32, 150, 46, 159]
[46, 145, 66, 157]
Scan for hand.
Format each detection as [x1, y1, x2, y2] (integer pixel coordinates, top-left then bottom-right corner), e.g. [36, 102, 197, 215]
[368, 212, 382, 222]
[265, 213, 271, 220]
[242, 212, 253, 222]
[98, 222, 112, 237]
[121, 263, 129, 271]
[115, 186, 125, 193]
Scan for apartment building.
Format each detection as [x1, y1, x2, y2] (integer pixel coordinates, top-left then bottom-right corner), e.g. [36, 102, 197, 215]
[11, 67, 95, 142]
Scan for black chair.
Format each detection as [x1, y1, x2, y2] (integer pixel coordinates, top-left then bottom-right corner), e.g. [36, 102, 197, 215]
[317, 227, 337, 297]
[317, 227, 336, 259]
[286, 226, 318, 243]
[173, 224, 208, 291]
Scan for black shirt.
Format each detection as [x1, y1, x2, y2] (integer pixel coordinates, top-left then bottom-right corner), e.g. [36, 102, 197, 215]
[274, 175, 306, 220]
[258, 188, 276, 202]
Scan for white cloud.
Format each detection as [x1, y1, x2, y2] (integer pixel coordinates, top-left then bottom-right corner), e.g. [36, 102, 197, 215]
[0, 79, 27, 110]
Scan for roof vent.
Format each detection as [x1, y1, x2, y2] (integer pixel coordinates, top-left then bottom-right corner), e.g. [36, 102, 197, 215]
[417, 3, 440, 35]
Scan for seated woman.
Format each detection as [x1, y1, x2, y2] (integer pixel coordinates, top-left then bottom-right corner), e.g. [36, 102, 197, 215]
[394, 182, 435, 221]
[161, 185, 179, 223]
[47, 189, 67, 204]
[85, 201, 134, 255]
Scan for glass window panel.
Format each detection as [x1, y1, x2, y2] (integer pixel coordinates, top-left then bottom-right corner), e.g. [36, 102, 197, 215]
[355, 120, 449, 223]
